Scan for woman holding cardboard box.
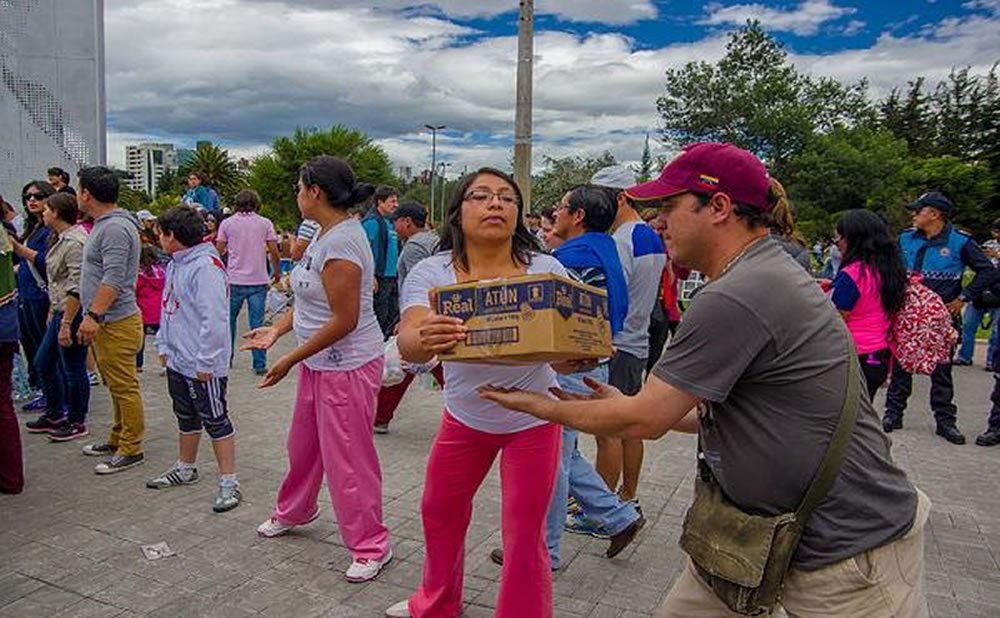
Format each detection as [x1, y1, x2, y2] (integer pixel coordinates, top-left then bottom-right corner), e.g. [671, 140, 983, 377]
[385, 168, 564, 618]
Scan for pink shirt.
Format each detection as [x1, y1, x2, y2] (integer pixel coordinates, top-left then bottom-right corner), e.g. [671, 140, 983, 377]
[136, 264, 165, 326]
[216, 212, 277, 286]
[833, 262, 891, 354]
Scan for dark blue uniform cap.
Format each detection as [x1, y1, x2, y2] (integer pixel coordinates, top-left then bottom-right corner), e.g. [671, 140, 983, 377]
[906, 191, 953, 212]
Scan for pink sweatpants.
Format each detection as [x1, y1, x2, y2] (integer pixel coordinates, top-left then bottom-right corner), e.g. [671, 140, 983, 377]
[273, 358, 390, 561]
[409, 412, 561, 618]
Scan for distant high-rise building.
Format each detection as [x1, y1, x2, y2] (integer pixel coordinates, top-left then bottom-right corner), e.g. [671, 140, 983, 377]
[176, 148, 195, 168]
[0, 0, 106, 207]
[125, 143, 177, 197]
[399, 166, 413, 183]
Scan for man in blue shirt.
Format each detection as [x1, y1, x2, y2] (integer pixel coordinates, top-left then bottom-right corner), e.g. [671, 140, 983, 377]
[884, 191, 995, 445]
[362, 186, 400, 338]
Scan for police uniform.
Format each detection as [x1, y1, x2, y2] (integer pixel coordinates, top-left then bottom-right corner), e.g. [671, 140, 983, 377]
[884, 193, 996, 444]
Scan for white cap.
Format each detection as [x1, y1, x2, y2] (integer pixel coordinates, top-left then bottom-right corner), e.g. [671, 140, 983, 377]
[136, 209, 155, 221]
[591, 165, 638, 189]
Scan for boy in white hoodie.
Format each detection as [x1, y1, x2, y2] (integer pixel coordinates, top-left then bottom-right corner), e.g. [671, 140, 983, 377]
[148, 206, 240, 512]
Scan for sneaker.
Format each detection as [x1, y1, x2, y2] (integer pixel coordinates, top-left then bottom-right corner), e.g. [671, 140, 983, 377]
[564, 512, 610, 539]
[146, 466, 199, 489]
[88, 372, 100, 386]
[488, 547, 559, 571]
[213, 484, 242, 513]
[345, 548, 393, 583]
[385, 601, 411, 618]
[607, 515, 646, 558]
[257, 510, 320, 538]
[82, 443, 116, 457]
[953, 358, 972, 366]
[374, 423, 389, 435]
[95, 453, 145, 475]
[935, 424, 966, 445]
[20, 394, 47, 413]
[566, 495, 581, 515]
[25, 415, 66, 434]
[253, 367, 268, 376]
[48, 423, 89, 442]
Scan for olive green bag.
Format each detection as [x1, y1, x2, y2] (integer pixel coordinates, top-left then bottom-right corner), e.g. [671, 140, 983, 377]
[679, 348, 860, 616]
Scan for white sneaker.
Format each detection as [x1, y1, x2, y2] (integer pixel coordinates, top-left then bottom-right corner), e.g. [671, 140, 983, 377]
[256, 511, 320, 538]
[345, 548, 393, 583]
[384, 600, 411, 617]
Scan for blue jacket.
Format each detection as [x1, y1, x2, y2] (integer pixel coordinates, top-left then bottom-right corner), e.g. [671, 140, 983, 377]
[898, 224, 995, 303]
[155, 243, 231, 378]
[15, 225, 49, 303]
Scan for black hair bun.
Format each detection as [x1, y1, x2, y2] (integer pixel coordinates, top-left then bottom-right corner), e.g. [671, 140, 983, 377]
[351, 183, 376, 206]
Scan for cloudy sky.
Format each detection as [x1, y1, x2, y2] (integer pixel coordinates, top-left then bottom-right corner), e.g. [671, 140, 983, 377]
[105, 0, 1000, 176]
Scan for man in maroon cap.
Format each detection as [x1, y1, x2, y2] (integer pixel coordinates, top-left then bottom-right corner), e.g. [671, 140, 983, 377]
[481, 143, 927, 616]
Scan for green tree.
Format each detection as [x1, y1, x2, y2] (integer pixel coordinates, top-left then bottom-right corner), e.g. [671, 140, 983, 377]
[880, 78, 937, 157]
[155, 167, 184, 198]
[636, 133, 653, 182]
[904, 156, 995, 232]
[178, 142, 244, 203]
[656, 20, 873, 173]
[530, 151, 616, 212]
[248, 125, 395, 229]
[785, 127, 910, 215]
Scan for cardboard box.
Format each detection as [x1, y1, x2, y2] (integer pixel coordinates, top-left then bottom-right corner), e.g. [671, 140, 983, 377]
[433, 273, 614, 364]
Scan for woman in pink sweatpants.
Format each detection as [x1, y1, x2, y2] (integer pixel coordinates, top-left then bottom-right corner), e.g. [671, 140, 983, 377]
[244, 156, 391, 583]
[385, 168, 565, 618]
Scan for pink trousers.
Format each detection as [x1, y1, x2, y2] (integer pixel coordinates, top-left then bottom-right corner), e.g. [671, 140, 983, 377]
[409, 412, 561, 617]
[273, 358, 390, 561]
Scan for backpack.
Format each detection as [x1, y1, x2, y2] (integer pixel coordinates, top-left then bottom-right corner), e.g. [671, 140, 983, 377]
[890, 276, 958, 375]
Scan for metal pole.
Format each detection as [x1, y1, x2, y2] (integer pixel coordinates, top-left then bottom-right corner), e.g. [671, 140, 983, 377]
[425, 124, 445, 224]
[513, 0, 534, 210]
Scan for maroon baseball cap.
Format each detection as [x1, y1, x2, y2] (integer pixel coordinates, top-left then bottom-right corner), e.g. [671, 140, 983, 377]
[625, 142, 772, 211]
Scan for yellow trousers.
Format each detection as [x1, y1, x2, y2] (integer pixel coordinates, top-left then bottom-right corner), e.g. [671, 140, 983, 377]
[93, 313, 145, 456]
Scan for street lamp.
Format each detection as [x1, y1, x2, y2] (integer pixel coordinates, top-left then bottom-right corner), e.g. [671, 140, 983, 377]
[438, 161, 452, 221]
[425, 124, 445, 224]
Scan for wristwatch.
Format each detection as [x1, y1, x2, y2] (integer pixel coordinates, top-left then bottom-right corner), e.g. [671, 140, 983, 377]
[86, 309, 104, 323]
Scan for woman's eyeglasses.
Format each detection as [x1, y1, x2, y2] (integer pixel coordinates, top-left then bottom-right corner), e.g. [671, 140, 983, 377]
[23, 192, 46, 202]
[463, 190, 517, 206]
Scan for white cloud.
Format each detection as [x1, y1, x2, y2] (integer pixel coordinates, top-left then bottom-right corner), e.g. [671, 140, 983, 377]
[699, 0, 856, 36]
[842, 19, 865, 36]
[104, 0, 1000, 180]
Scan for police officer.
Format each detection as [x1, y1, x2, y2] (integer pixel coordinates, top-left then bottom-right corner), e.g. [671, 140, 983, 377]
[883, 191, 996, 444]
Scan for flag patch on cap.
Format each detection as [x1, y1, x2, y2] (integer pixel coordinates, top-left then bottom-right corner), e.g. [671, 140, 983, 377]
[696, 174, 719, 189]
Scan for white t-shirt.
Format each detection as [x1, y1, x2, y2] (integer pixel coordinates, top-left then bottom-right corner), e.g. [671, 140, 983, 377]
[291, 218, 384, 371]
[401, 251, 564, 434]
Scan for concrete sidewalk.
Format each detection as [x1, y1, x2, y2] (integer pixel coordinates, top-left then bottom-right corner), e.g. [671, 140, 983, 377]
[1, 339, 998, 617]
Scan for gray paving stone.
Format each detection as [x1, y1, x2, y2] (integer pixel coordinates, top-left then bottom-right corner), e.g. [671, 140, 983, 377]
[2, 336, 999, 616]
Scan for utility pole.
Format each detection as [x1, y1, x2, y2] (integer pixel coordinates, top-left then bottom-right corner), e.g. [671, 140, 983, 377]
[425, 124, 445, 224]
[438, 161, 451, 220]
[513, 0, 534, 211]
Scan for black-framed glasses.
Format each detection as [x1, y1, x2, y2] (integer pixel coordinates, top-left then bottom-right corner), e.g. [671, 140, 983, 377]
[23, 192, 46, 202]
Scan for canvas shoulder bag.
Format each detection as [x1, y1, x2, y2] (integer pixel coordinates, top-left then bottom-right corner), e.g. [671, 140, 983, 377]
[678, 339, 861, 616]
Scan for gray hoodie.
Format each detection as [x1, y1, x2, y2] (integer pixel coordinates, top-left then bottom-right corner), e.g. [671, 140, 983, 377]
[80, 208, 141, 323]
[397, 229, 439, 287]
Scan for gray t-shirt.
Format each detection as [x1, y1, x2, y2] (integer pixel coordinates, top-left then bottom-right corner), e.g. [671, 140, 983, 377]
[80, 208, 141, 323]
[653, 237, 916, 570]
[397, 230, 439, 288]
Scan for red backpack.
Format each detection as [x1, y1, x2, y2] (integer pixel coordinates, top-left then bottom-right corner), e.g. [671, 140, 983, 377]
[890, 276, 958, 374]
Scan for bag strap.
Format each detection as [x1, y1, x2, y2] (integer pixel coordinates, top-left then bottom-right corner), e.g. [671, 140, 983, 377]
[794, 329, 860, 523]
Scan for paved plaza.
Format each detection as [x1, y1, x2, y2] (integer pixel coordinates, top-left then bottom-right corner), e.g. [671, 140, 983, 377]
[1, 336, 999, 618]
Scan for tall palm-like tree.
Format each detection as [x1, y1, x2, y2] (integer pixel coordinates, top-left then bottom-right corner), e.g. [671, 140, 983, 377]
[179, 142, 244, 202]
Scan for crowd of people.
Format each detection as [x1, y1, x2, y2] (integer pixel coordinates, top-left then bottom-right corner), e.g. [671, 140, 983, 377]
[1, 142, 999, 617]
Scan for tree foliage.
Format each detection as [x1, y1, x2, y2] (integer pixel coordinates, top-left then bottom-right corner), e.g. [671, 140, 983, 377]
[178, 142, 244, 203]
[247, 125, 395, 229]
[657, 20, 873, 173]
[530, 151, 616, 213]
